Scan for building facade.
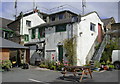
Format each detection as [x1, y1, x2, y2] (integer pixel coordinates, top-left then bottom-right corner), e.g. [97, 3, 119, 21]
[25, 10, 104, 66]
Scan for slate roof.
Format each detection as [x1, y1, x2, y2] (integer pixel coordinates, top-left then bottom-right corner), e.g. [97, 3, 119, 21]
[0, 17, 13, 31]
[101, 17, 115, 26]
[0, 37, 28, 49]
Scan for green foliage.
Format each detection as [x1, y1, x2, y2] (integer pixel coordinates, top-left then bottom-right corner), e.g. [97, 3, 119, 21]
[101, 38, 119, 63]
[39, 64, 48, 68]
[63, 36, 77, 66]
[108, 64, 114, 69]
[0, 60, 12, 70]
[56, 63, 64, 71]
[94, 61, 101, 68]
[50, 65, 56, 70]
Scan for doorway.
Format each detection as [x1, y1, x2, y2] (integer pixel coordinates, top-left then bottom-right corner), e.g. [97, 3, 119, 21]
[58, 45, 63, 62]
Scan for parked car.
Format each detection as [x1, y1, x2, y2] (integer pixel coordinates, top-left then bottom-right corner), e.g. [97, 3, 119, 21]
[112, 50, 120, 69]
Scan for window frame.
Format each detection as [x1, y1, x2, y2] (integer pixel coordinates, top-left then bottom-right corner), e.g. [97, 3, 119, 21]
[90, 22, 96, 32]
[38, 28, 45, 39]
[51, 16, 55, 21]
[24, 34, 29, 41]
[55, 24, 66, 32]
[59, 14, 64, 20]
[31, 29, 36, 39]
[26, 20, 31, 27]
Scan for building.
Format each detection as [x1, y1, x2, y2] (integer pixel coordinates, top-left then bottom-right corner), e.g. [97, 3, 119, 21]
[25, 10, 104, 66]
[7, 9, 46, 44]
[0, 37, 28, 66]
[102, 17, 115, 32]
[0, 17, 14, 39]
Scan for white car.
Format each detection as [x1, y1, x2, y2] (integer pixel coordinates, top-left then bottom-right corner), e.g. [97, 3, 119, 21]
[112, 50, 120, 69]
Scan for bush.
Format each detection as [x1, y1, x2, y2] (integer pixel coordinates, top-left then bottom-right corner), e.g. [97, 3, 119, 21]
[108, 64, 114, 69]
[56, 63, 64, 71]
[39, 64, 48, 68]
[94, 61, 101, 68]
[50, 65, 56, 70]
[0, 60, 12, 71]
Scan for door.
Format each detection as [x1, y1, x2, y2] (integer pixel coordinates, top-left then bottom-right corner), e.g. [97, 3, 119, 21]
[58, 45, 63, 62]
[98, 23, 103, 43]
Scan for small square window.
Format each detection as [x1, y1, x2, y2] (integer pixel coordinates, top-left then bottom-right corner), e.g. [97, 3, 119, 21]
[51, 16, 55, 21]
[26, 20, 31, 27]
[90, 22, 95, 31]
[59, 14, 64, 19]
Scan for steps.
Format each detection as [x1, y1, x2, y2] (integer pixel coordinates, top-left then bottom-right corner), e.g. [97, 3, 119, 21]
[92, 34, 110, 62]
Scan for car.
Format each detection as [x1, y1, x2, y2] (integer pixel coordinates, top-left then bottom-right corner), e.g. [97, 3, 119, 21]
[112, 50, 120, 69]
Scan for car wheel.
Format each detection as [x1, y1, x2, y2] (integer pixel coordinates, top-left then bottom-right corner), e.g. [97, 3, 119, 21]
[114, 63, 120, 70]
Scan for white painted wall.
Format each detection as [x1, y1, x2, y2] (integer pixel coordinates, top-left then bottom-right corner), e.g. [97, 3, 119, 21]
[76, 12, 103, 66]
[20, 13, 45, 35]
[45, 25, 70, 61]
[28, 12, 103, 66]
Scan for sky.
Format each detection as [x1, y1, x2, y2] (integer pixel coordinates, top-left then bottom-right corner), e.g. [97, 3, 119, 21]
[0, 0, 119, 22]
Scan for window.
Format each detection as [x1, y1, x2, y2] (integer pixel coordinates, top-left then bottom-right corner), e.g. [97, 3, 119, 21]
[26, 20, 31, 27]
[24, 34, 29, 41]
[31, 29, 36, 39]
[90, 22, 96, 31]
[55, 24, 66, 32]
[4, 32, 9, 39]
[38, 28, 45, 39]
[59, 14, 64, 20]
[51, 16, 55, 21]
[43, 16, 47, 22]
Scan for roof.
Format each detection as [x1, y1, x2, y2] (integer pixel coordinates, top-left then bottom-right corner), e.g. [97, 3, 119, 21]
[102, 17, 115, 26]
[0, 37, 28, 49]
[82, 11, 102, 22]
[30, 18, 77, 29]
[24, 40, 45, 46]
[48, 10, 78, 16]
[0, 17, 13, 31]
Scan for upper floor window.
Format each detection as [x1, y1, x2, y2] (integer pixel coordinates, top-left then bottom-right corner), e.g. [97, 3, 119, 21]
[38, 28, 45, 39]
[59, 14, 64, 20]
[31, 29, 36, 39]
[24, 34, 29, 41]
[26, 20, 31, 27]
[55, 24, 66, 32]
[90, 22, 96, 31]
[51, 16, 55, 21]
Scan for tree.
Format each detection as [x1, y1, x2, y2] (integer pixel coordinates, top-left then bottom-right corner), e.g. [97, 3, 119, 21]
[63, 36, 77, 66]
[101, 38, 120, 63]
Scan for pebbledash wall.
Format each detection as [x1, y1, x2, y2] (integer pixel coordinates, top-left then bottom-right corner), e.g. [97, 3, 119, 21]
[27, 11, 104, 66]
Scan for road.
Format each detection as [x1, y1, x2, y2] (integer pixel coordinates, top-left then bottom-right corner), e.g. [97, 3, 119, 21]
[1, 66, 119, 83]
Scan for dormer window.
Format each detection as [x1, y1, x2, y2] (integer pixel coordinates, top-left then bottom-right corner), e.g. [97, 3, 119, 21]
[51, 16, 55, 21]
[26, 20, 31, 27]
[59, 14, 64, 20]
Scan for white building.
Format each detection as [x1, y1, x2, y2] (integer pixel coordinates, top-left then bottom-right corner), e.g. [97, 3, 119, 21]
[25, 10, 104, 66]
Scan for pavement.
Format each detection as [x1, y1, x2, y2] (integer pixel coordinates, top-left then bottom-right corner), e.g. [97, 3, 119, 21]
[1, 65, 120, 83]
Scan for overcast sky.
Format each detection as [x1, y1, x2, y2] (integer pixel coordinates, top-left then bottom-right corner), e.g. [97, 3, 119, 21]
[0, 0, 119, 22]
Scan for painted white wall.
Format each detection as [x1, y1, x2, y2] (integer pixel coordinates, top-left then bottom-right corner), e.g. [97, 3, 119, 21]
[76, 12, 103, 66]
[28, 12, 104, 66]
[20, 13, 45, 35]
[45, 25, 70, 61]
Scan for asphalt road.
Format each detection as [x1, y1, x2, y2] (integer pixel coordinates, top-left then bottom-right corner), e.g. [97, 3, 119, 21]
[1, 66, 119, 83]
